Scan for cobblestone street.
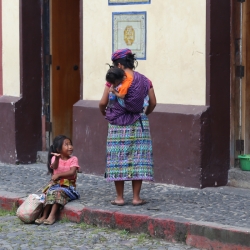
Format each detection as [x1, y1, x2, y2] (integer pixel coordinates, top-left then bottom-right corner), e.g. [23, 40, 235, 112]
[0, 215, 199, 250]
[1, 163, 250, 249]
[1, 163, 250, 229]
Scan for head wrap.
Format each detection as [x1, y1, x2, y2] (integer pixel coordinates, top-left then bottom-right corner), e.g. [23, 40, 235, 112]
[111, 48, 132, 61]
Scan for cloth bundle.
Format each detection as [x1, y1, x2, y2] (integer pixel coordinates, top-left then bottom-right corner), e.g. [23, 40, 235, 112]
[16, 194, 44, 223]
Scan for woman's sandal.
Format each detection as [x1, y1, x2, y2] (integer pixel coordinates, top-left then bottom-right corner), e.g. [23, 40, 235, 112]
[110, 200, 125, 206]
[34, 218, 46, 225]
[43, 219, 56, 225]
[132, 200, 147, 206]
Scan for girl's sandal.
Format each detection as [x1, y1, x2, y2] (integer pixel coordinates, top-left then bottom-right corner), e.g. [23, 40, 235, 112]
[35, 218, 45, 225]
[43, 219, 56, 225]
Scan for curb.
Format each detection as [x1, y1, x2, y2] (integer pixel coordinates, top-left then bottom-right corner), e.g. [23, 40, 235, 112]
[1, 192, 250, 250]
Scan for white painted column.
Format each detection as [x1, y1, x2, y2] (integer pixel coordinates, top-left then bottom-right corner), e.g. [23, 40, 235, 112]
[2, 0, 20, 96]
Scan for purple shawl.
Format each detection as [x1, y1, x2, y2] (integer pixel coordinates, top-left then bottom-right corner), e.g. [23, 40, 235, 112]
[105, 71, 150, 126]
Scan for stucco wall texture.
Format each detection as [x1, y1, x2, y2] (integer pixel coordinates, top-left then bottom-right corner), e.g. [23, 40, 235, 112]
[82, 0, 206, 105]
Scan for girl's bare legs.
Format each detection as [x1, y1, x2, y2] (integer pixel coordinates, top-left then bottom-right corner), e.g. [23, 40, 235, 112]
[114, 181, 125, 204]
[46, 203, 60, 223]
[132, 180, 143, 204]
[39, 204, 52, 220]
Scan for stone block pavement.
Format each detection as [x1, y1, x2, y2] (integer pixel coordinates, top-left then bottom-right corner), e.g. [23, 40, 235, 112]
[0, 162, 250, 250]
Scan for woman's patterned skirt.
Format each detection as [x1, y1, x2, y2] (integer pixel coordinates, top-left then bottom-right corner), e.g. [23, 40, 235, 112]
[105, 113, 154, 181]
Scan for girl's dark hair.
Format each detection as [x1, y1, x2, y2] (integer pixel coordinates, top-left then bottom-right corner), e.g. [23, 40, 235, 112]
[105, 67, 125, 84]
[47, 135, 72, 174]
[112, 53, 138, 70]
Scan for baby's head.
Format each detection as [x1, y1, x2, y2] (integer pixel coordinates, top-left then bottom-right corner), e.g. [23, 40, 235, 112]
[106, 67, 125, 86]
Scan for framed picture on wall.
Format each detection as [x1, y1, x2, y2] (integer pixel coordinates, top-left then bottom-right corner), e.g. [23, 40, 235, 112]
[109, 0, 150, 5]
[112, 12, 147, 60]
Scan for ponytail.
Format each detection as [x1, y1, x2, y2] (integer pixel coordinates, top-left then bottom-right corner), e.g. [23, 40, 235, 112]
[47, 144, 56, 174]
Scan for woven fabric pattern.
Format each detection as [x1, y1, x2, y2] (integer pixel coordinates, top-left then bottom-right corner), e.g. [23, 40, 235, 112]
[111, 48, 132, 61]
[105, 71, 149, 126]
[44, 184, 80, 206]
[105, 113, 154, 181]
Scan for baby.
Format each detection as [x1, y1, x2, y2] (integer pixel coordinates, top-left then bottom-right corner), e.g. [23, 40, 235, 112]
[105, 67, 149, 108]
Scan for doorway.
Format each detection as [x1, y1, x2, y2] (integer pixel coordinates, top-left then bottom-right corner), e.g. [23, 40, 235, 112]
[45, 0, 81, 144]
[232, 0, 250, 165]
[242, 1, 250, 154]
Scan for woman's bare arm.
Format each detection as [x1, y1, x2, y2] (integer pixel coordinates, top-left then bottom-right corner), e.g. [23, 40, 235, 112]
[145, 88, 157, 116]
[99, 86, 110, 116]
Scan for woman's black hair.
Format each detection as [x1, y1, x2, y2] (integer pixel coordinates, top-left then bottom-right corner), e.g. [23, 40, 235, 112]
[112, 53, 138, 70]
[47, 135, 72, 174]
[105, 67, 125, 84]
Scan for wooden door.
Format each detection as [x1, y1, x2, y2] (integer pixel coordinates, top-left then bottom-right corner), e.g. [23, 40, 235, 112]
[240, 1, 250, 154]
[243, 2, 250, 154]
[51, 0, 80, 138]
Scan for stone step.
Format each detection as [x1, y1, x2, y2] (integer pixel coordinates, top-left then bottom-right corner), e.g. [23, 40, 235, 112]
[228, 167, 250, 189]
[36, 151, 48, 164]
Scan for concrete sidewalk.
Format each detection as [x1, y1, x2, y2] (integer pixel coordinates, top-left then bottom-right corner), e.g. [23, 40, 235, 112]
[0, 162, 250, 250]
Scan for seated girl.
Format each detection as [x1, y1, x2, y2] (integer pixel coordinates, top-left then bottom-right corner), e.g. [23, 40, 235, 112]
[35, 135, 80, 225]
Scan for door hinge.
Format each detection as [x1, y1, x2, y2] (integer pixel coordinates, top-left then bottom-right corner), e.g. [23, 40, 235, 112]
[236, 139, 244, 152]
[236, 65, 245, 78]
[45, 55, 52, 65]
[46, 122, 52, 132]
[237, 0, 245, 2]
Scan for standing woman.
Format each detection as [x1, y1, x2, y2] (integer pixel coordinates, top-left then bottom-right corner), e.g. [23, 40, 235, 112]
[99, 49, 156, 206]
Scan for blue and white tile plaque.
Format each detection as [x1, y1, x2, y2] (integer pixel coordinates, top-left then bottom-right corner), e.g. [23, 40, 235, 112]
[112, 12, 147, 60]
[109, 0, 150, 5]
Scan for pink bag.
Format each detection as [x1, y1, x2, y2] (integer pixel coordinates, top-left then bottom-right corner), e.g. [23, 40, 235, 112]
[16, 194, 43, 223]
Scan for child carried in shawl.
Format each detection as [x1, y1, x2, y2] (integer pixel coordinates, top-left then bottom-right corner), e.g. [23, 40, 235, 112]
[35, 135, 80, 225]
[106, 67, 149, 108]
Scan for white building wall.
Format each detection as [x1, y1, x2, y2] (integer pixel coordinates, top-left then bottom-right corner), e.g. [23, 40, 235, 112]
[82, 0, 206, 105]
[2, 0, 20, 97]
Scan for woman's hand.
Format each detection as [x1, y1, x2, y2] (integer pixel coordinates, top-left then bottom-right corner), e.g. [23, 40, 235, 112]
[145, 88, 157, 115]
[99, 86, 110, 116]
